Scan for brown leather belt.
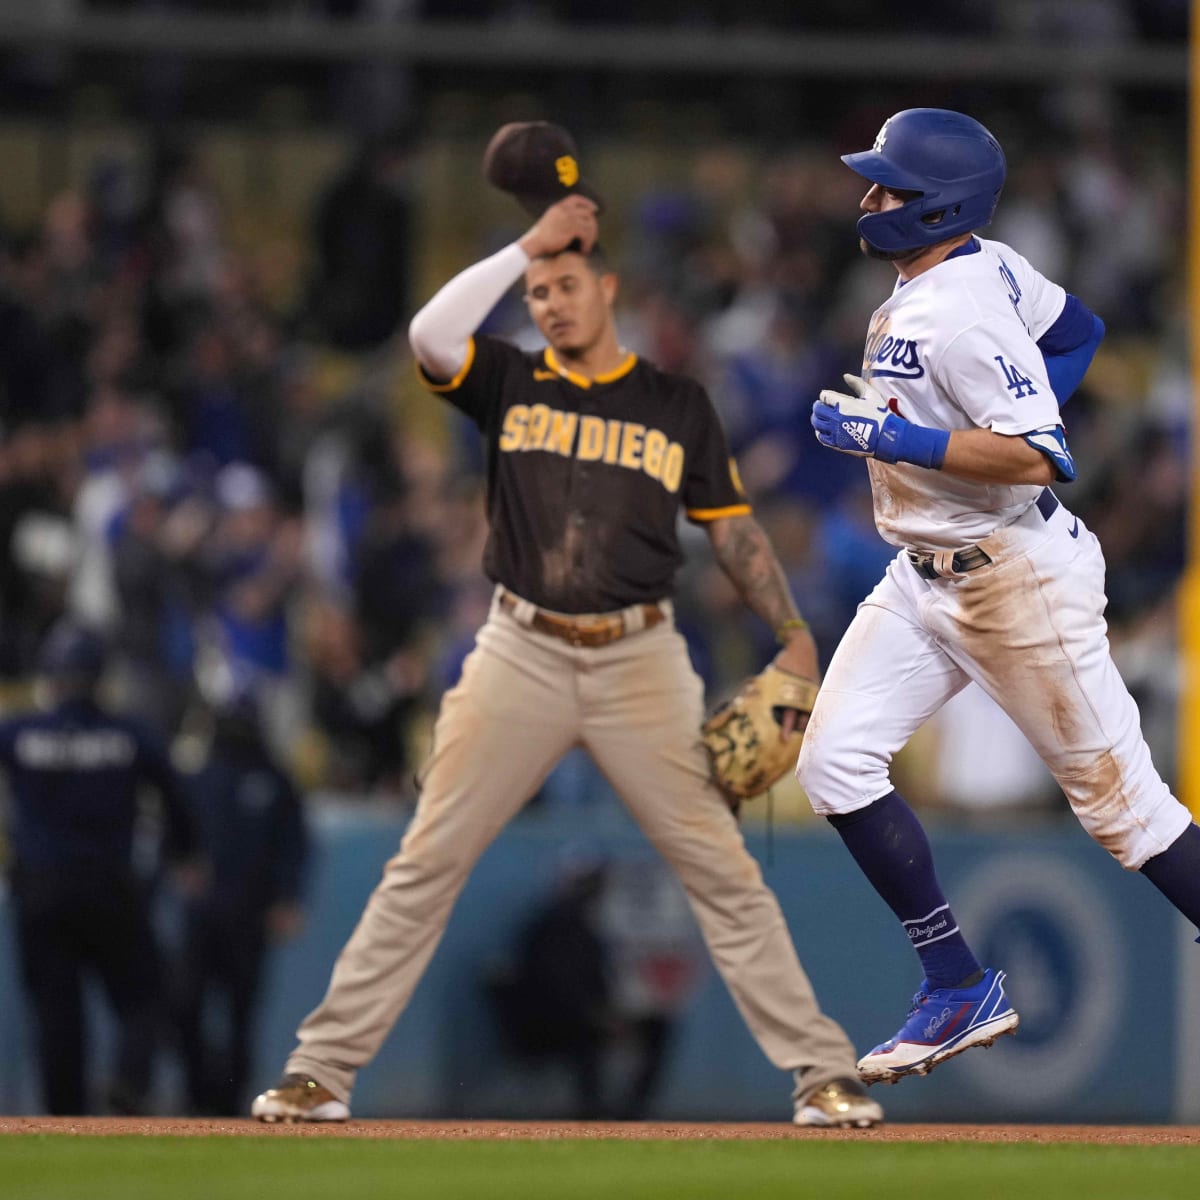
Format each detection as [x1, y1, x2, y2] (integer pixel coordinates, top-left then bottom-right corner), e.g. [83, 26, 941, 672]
[906, 492, 1058, 581]
[906, 545, 992, 580]
[498, 589, 665, 648]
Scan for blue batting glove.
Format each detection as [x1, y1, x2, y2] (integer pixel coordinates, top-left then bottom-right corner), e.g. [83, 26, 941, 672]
[812, 374, 890, 457]
[812, 374, 948, 470]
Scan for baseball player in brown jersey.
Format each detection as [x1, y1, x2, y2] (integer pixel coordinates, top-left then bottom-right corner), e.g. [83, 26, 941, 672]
[252, 175, 882, 1127]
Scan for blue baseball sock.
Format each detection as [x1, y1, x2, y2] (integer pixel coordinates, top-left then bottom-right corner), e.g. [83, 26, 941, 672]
[1139, 823, 1200, 940]
[827, 790, 982, 988]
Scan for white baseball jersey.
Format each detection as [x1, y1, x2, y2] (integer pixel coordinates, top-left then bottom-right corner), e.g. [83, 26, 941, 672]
[799, 239, 1192, 873]
[862, 237, 1067, 551]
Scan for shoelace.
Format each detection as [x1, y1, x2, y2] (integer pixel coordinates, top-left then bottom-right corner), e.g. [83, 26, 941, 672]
[906, 988, 930, 1016]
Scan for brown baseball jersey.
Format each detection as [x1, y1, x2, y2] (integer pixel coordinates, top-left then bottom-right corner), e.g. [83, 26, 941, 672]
[419, 335, 749, 613]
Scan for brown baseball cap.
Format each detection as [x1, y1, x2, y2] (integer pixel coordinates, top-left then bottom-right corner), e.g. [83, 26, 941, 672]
[482, 121, 605, 217]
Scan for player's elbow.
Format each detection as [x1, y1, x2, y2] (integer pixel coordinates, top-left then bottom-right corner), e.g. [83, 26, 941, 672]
[1012, 429, 1069, 485]
[408, 309, 466, 380]
[407, 307, 434, 361]
[1028, 454, 1056, 486]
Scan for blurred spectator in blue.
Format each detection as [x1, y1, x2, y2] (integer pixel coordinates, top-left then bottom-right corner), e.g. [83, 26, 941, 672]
[716, 292, 860, 507]
[816, 491, 898, 643]
[624, 189, 731, 325]
[174, 319, 260, 469]
[201, 463, 302, 676]
[107, 451, 205, 737]
[194, 463, 307, 757]
[301, 411, 445, 794]
[0, 619, 202, 1115]
[69, 386, 171, 633]
[354, 488, 444, 655]
[174, 686, 310, 1115]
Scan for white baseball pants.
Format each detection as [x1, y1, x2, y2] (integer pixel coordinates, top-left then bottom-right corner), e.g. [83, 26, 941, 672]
[798, 493, 1192, 870]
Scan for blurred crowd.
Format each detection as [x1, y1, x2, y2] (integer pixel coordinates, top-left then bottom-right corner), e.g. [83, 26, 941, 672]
[0, 81, 1188, 814]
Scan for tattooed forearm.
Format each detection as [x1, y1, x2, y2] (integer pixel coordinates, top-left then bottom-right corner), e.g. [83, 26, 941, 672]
[708, 514, 800, 632]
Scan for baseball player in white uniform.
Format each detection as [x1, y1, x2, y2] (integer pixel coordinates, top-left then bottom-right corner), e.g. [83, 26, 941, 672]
[797, 108, 1200, 1084]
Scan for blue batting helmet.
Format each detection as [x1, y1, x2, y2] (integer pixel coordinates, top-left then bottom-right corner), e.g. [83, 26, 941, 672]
[841, 109, 1006, 254]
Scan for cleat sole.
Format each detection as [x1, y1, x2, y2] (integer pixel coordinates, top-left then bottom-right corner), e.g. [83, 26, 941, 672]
[859, 1012, 1019, 1085]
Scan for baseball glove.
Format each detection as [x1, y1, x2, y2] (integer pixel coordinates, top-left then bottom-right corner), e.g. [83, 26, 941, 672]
[702, 664, 819, 806]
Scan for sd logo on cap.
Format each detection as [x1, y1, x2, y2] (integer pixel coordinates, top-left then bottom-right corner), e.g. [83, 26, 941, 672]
[482, 121, 605, 217]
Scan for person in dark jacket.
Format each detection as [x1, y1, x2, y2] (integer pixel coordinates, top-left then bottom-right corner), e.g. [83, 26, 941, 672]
[174, 687, 309, 1115]
[0, 619, 201, 1115]
[487, 861, 614, 1119]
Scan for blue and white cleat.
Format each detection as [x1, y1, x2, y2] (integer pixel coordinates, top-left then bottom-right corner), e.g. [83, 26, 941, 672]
[857, 967, 1019, 1085]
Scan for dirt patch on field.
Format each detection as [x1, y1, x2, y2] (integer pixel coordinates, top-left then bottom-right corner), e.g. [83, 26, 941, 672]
[0, 1118, 1196, 1144]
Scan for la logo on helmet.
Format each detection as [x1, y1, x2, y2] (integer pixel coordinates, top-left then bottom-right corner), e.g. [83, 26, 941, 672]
[873, 118, 891, 153]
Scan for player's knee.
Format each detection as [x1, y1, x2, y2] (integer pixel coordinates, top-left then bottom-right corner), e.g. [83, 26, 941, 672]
[1058, 756, 1183, 870]
[1072, 794, 1189, 870]
[796, 733, 837, 813]
[795, 734, 817, 792]
[797, 728, 889, 816]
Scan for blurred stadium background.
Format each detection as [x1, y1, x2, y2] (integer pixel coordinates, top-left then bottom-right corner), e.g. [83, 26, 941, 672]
[0, 1, 1194, 1123]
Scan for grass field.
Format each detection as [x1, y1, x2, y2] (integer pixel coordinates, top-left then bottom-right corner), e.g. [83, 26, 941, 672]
[0, 1135, 1197, 1200]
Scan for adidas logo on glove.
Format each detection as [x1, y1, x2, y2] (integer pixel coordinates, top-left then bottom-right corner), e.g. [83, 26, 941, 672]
[841, 419, 874, 451]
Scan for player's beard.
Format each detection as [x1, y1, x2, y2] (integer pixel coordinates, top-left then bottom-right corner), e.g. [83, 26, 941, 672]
[860, 237, 922, 265]
[547, 314, 604, 361]
[549, 329, 589, 360]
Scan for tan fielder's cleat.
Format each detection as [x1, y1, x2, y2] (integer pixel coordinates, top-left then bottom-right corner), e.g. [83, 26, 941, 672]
[251, 1074, 351, 1123]
[793, 1077, 884, 1128]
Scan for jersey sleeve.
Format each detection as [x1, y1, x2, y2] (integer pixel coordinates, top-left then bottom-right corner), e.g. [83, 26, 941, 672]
[935, 317, 1062, 437]
[680, 384, 752, 522]
[996, 244, 1067, 342]
[1037, 295, 1105, 407]
[414, 334, 526, 429]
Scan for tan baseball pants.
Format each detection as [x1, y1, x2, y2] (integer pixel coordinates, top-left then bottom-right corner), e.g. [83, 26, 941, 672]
[286, 589, 859, 1105]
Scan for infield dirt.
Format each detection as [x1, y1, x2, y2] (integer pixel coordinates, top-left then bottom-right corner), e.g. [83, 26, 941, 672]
[0, 1118, 1196, 1144]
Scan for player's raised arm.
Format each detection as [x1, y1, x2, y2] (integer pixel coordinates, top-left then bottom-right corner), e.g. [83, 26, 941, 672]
[407, 196, 597, 382]
[406, 244, 526, 381]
